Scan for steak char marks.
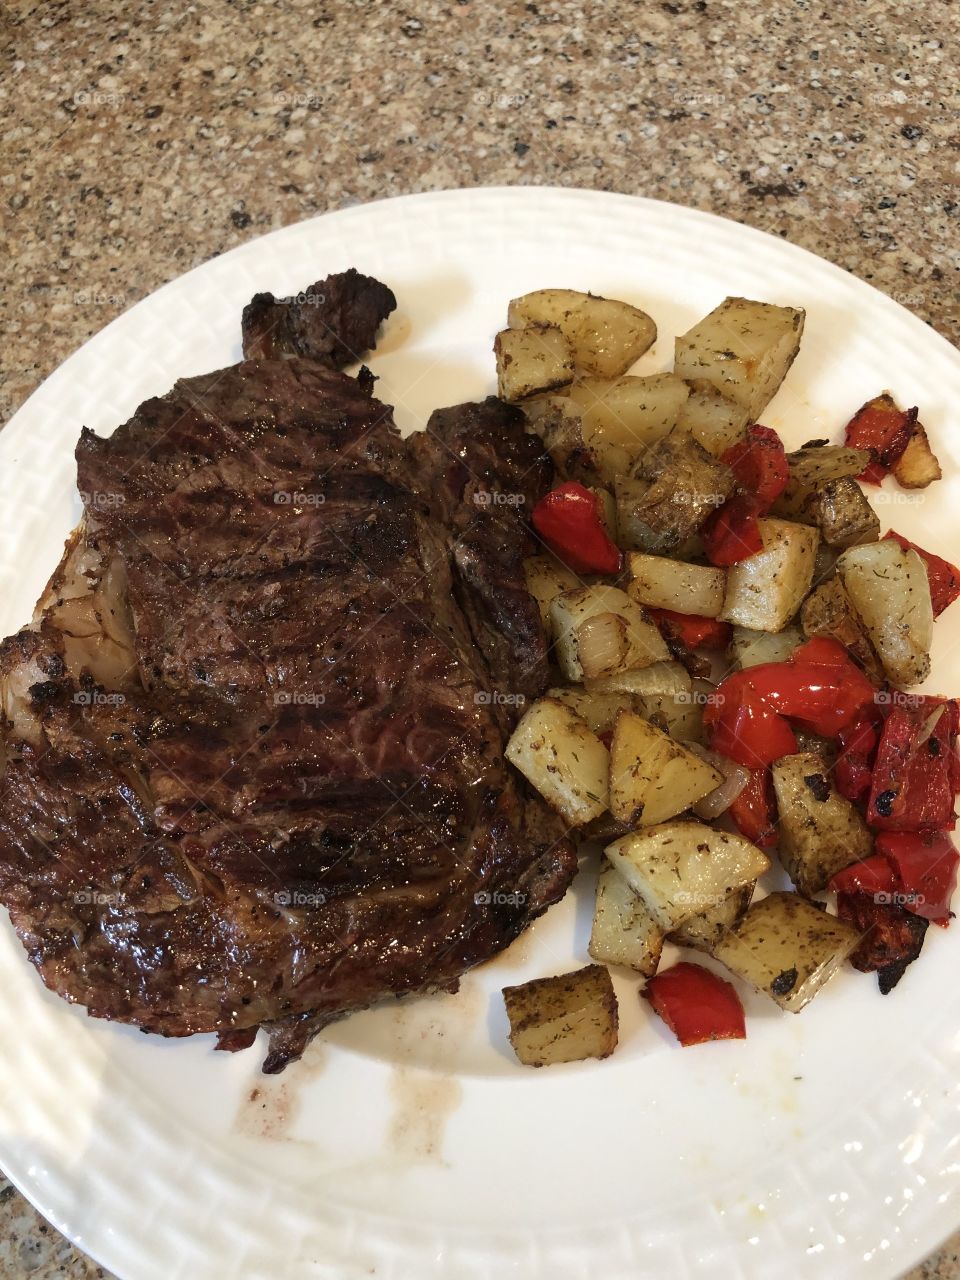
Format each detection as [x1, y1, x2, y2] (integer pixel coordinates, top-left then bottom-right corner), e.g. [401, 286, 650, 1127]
[0, 274, 575, 1072]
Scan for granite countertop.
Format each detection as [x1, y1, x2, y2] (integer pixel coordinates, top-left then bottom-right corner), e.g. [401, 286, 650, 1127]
[0, 0, 958, 1275]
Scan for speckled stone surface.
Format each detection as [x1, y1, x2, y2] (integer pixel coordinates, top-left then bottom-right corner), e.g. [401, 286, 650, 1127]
[0, 0, 958, 1275]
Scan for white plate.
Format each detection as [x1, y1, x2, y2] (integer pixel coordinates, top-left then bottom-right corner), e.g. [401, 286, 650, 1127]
[1, 188, 960, 1280]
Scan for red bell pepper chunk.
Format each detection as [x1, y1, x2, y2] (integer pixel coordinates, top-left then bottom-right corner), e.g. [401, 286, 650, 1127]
[867, 697, 958, 832]
[834, 708, 882, 802]
[531, 482, 623, 575]
[648, 608, 731, 651]
[884, 530, 960, 617]
[830, 831, 959, 926]
[728, 767, 778, 847]
[721, 424, 790, 510]
[844, 394, 917, 482]
[703, 678, 798, 768]
[703, 495, 763, 566]
[644, 962, 746, 1047]
[874, 831, 959, 924]
[744, 637, 878, 736]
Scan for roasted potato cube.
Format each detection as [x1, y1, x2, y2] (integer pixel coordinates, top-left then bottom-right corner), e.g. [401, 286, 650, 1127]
[712, 893, 860, 1012]
[837, 540, 933, 687]
[584, 659, 691, 700]
[503, 963, 619, 1066]
[627, 552, 726, 618]
[508, 288, 657, 379]
[674, 297, 805, 419]
[605, 822, 771, 931]
[635, 687, 705, 743]
[621, 429, 735, 554]
[523, 555, 581, 628]
[771, 752, 874, 895]
[609, 711, 722, 826]
[527, 401, 606, 485]
[719, 518, 819, 632]
[800, 577, 883, 682]
[589, 860, 664, 975]
[774, 444, 872, 519]
[495, 324, 574, 401]
[729, 624, 803, 670]
[550, 586, 670, 681]
[505, 698, 608, 825]
[803, 477, 880, 548]
[564, 373, 689, 454]
[676, 383, 750, 456]
[891, 421, 942, 489]
[671, 883, 754, 952]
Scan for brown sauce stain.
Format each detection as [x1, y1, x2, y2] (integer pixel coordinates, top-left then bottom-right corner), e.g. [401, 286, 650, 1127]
[234, 1043, 326, 1141]
[387, 1066, 463, 1163]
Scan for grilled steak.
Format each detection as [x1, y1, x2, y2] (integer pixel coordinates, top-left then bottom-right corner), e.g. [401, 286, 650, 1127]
[241, 267, 397, 367]
[0, 280, 575, 1072]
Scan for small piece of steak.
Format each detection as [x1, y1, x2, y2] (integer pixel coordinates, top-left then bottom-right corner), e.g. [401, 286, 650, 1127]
[0, 277, 575, 1072]
[241, 267, 397, 367]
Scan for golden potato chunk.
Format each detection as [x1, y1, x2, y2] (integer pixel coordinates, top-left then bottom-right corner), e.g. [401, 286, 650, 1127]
[609, 711, 721, 826]
[719, 518, 819, 632]
[505, 698, 609, 825]
[771, 753, 874, 896]
[588, 860, 664, 975]
[837, 540, 933, 688]
[495, 324, 574, 401]
[508, 288, 657, 378]
[503, 963, 619, 1066]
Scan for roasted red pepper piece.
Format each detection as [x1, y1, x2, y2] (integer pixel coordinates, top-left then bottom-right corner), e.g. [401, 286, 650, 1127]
[834, 708, 883, 802]
[721, 424, 790, 509]
[884, 530, 960, 617]
[843, 393, 917, 483]
[836, 892, 929, 994]
[831, 830, 958, 933]
[867, 697, 958, 832]
[643, 962, 746, 1046]
[874, 831, 959, 925]
[703, 678, 798, 768]
[728, 767, 778, 847]
[703, 495, 764, 566]
[706, 639, 877, 767]
[531, 482, 623, 575]
[857, 459, 889, 487]
[744, 637, 877, 737]
[648, 608, 731, 651]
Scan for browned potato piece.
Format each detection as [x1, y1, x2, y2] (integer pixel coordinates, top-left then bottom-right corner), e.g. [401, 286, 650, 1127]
[627, 552, 726, 617]
[564, 374, 689, 452]
[892, 421, 942, 489]
[505, 698, 609, 825]
[803, 477, 880, 549]
[729, 624, 803, 670]
[676, 383, 750, 456]
[508, 288, 657, 378]
[774, 444, 872, 519]
[495, 325, 574, 401]
[719, 518, 819, 632]
[620, 429, 735, 554]
[712, 893, 860, 1012]
[609, 711, 721, 826]
[589, 860, 664, 975]
[800, 577, 883, 682]
[546, 685, 636, 735]
[671, 883, 754, 952]
[503, 964, 619, 1066]
[837, 541, 933, 687]
[771, 753, 874, 895]
[674, 298, 805, 418]
[605, 822, 770, 932]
